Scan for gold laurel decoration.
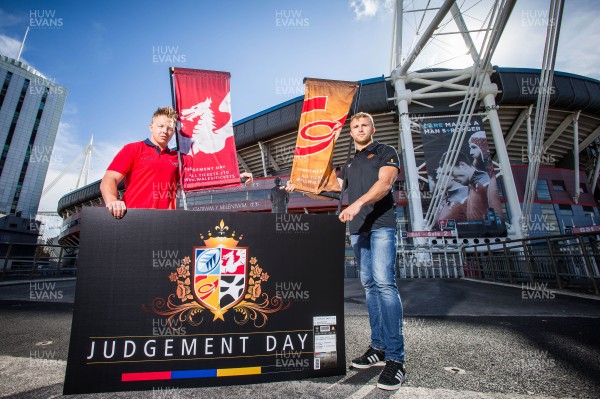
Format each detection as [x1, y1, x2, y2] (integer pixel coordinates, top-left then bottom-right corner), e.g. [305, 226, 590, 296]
[149, 294, 206, 327]
[233, 295, 289, 328]
[149, 224, 289, 328]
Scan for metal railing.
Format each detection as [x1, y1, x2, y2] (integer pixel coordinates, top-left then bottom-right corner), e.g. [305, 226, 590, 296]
[344, 245, 464, 279]
[397, 246, 464, 278]
[462, 232, 600, 294]
[1, 242, 78, 280]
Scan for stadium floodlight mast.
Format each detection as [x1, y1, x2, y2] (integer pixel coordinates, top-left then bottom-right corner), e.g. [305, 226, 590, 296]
[41, 135, 108, 200]
[389, 0, 523, 248]
[520, 0, 565, 235]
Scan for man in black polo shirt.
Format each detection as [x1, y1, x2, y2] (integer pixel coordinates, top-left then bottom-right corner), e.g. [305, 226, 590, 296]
[286, 112, 405, 390]
[338, 112, 405, 390]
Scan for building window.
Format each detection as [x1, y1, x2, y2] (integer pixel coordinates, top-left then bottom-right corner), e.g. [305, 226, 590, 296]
[536, 179, 551, 200]
[552, 180, 566, 191]
[558, 204, 573, 216]
[0, 71, 13, 109]
[540, 204, 559, 233]
[583, 206, 596, 219]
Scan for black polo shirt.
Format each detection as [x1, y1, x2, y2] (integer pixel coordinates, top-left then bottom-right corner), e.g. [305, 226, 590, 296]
[345, 141, 400, 234]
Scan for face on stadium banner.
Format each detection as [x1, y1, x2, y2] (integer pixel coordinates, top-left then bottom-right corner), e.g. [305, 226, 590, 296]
[350, 117, 375, 147]
[436, 164, 461, 191]
[452, 163, 474, 186]
[149, 115, 175, 149]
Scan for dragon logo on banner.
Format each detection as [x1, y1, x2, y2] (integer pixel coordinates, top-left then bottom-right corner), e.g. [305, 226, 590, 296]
[179, 95, 234, 155]
[172, 68, 241, 191]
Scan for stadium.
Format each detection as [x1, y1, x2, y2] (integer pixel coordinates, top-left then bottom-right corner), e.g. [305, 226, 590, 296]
[55, 2, 600, 283]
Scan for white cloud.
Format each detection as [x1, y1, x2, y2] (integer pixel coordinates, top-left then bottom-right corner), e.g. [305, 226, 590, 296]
[0, 33, 22, 59]
[350, 0, 393, 20]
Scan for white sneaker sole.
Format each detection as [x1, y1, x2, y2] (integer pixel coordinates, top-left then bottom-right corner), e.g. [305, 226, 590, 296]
[376, 382, 401, 390]
[351, 360, 386, 369]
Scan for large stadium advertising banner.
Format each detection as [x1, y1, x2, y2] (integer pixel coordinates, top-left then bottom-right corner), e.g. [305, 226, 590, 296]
[64, 208, 346, 395]
[419, 116, 507, 238]
[173, 68, 241, 191]
[290, 78, 358, 195]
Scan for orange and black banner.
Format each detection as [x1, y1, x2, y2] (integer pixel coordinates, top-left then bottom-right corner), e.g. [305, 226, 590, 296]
[290, 78, 358, 195]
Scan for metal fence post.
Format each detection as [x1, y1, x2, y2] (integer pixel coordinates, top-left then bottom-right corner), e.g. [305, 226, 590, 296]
[1, 243, 13, 280]
[546, 238, 562, 290]
[577, 235, 599, 294]
[503, 242, 514, 284]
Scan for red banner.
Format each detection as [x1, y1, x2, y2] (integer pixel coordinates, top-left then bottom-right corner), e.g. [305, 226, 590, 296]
[173, 68, 241, 191]
[290, 78, 358, 195]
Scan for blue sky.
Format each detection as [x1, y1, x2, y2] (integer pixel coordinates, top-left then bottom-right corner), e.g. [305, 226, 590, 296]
[0, 0, 599, 213]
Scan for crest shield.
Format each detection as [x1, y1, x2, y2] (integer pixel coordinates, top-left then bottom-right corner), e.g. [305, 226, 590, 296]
[193, 246, 247, 315]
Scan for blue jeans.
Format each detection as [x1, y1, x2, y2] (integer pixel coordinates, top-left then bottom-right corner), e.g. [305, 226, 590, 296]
[351, 227, 404, 363]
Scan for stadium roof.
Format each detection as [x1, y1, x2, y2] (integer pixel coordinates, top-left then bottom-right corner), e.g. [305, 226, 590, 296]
[57, 66, 600, 215]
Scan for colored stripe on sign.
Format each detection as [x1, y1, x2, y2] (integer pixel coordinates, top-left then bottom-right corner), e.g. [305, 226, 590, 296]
[121, 371, 171, 382]
[217, 366, 261, 377]
[122, 366, 261, 382]
[172, 369, 217, 379]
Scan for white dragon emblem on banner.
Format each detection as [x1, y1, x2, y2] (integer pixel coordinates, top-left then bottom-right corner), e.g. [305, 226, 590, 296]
[179, 94, 234, 155]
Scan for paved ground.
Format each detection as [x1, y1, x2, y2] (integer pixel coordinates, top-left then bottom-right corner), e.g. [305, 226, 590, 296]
[0, 278, 599, 398]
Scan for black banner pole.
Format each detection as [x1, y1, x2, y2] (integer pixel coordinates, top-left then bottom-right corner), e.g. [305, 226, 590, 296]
[170, 67, 188, 210]
[336, 83, 362, 215]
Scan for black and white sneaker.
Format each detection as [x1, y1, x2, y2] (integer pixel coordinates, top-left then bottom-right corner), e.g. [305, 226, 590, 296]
[350, 346, 385, 369]
[376, 360, 406, 390]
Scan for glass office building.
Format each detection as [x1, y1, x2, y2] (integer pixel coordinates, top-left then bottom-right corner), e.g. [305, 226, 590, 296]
[0, 55, 67, 219]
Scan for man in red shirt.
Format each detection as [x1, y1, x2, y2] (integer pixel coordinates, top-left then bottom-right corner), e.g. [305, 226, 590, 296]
[100, 107, 252, 218]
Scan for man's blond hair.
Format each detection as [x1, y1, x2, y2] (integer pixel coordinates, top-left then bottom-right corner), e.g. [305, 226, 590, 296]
[152, 107, 178, 123]
[350, 112, 375, 128]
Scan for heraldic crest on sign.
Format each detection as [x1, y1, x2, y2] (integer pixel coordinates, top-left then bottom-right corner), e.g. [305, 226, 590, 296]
[149, 220, 288, 327]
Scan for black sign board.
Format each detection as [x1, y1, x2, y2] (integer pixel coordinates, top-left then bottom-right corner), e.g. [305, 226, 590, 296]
[64, 208, 346, 394]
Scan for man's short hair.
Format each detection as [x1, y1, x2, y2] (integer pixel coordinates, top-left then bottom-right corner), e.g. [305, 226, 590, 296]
[350, 112, 375, 128]
[152, 107, 178, 123]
